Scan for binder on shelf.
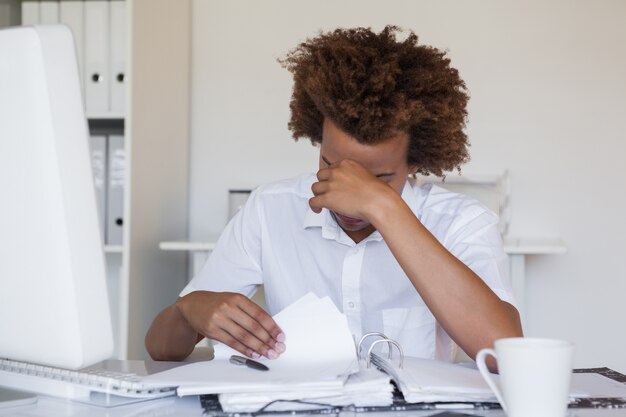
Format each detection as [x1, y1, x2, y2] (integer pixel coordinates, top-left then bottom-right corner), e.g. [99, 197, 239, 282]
[38, 1, 59, 25]
[90, 135, 107, 240]
[30, 0, 126, 118]
[84, 0, 110, 114]
[106, 135, 125, 245]
[59, 0, 85, 88]
[21, 1, 40, 25]
[109, 0, 126, 114]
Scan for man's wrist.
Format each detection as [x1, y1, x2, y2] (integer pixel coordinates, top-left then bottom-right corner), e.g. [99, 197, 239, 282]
[365, 185, 406, 229]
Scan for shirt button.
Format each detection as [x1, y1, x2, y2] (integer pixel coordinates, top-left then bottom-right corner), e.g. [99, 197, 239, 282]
[353, 247, 359, 254]
[348, 301, 355, 308]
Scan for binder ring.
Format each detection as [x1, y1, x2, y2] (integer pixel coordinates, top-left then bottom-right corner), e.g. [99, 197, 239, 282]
[357, 332, 392, 360]
[366, 339, 404, 369]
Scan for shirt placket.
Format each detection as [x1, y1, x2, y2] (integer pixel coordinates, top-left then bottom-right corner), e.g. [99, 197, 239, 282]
[341, 243, 365, 341]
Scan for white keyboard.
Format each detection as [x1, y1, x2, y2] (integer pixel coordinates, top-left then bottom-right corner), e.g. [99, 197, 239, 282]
[0, 358, 177, 402]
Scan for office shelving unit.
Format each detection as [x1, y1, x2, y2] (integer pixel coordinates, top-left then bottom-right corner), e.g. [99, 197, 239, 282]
[9, 0, 192, 360]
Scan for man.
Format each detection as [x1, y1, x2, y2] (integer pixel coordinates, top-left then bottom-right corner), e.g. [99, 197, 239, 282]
[145, 26, 522, 366]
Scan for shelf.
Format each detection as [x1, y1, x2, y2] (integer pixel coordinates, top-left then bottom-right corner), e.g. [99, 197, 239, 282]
[503, 237, 567, 255]
[104, 245, 124, 253]
[86, 113, 125, 120]
[159, 240, 217, 252]
[417, 172, 505, 186]
[87, 118, 124, 134]
[160, 237, 567, 256]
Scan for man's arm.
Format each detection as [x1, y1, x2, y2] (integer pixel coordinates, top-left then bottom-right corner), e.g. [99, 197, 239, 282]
[145, 291, 286, 361]
[368, 194, 523, 360]
[310, 160, 522, 367]
[145, 302, 201, 361]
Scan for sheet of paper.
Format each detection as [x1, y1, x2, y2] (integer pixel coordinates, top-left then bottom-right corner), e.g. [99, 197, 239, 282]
[218, 364, 393, 412]
[570, 373, 626, 398]
[371, 354, 497, 403]
[374, 355, 626, 404]
[142, 293, 359, 395]
[213, 294, 358, 375]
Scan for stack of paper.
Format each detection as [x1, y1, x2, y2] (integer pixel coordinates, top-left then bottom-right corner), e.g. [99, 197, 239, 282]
[143, 293, 393, 412]
[219, 366, 393, 412]
[371, 353, 497, 403]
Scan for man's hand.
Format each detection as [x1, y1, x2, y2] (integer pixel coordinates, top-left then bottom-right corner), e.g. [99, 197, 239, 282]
[175, 291, 285, 359]
[309, 159, 395, 220]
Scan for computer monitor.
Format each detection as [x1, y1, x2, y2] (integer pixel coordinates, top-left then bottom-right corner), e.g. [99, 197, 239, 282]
[0, 25, 114, 369]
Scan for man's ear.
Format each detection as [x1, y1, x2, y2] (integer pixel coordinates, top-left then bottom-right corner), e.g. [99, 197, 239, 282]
[408, 166, 419, 176]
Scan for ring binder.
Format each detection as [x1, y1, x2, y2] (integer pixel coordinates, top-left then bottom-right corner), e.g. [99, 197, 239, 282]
[367, 339, 404, 369]
[357, 332, 391, 360]
[357, 332, 404, 369]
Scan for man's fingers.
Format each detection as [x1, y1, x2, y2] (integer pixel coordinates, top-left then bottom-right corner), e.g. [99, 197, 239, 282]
[311, 181, 329, 197]
[219, 313, 280, 359]
[236, 300, 285, 349]
[309, 201, 322, 214]
[211, 328, 261, 359]
[177, 291, 284, 359]
[309, 195, 326, 213]
[316, 167, 332, 181]
[225, 295, 285, 358]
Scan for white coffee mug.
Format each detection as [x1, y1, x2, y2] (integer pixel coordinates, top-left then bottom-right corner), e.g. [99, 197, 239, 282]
[476, 337, 574, 417]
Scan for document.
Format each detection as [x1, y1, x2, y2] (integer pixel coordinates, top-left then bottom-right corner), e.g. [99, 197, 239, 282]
[143, 293, 626, 413]
[143, 293, 360, 397]
[143, 293, 395, 412]
[218, 365, 393, 413]
[570, 372, 626, 398]
[373, 352, 626, 405]
[371, 353, 497, 403]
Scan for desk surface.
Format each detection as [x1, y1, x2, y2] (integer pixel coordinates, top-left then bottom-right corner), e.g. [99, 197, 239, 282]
[1, 395, 626, 417]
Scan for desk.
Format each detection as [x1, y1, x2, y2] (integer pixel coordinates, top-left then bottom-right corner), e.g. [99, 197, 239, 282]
[2, 395, 626, 417]
[1, 357, 622, 417]
[159, 237, 567, 320]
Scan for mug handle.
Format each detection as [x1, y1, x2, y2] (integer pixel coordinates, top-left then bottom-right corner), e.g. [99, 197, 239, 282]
[475, 348, 507, 413]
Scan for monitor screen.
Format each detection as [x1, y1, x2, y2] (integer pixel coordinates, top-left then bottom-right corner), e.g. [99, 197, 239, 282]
[0, 25, 114, 369]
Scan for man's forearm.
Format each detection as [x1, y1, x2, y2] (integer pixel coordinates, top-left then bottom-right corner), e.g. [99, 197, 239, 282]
[145, 303, 201, 361]
[368, 193, 523, 362]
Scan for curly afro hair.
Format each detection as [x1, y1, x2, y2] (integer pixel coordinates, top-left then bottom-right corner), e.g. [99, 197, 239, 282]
[280, 25, 470, 177]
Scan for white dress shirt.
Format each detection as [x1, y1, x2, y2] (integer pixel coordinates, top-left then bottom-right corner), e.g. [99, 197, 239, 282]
[181, 173, 516, 361]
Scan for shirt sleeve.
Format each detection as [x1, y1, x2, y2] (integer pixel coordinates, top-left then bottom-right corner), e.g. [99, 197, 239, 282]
[434, 202, 517, 362]
[443, 204, 517, 309]
[180, 187, 264, 298]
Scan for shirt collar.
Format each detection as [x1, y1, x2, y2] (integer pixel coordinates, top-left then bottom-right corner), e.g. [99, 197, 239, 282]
[303, 206, 325, 229]
[303, 208, 346, 242]
[303, 199, 411, 246]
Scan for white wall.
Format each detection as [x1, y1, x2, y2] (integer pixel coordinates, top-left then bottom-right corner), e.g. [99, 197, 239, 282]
[189, 0, 626, 372]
